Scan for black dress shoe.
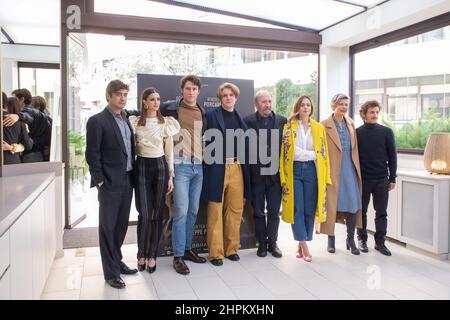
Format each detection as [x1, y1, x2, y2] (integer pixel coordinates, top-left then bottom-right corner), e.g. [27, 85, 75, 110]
[183, 250, 207, 263]
[268, 244, 283, 258]
[225, 254, 240, 261]
[358, 240, 369, 253]
[256, 243, 267, 257]
[173, 257, 190, 275]
[210, 259, 223, 266]
[106, 277, 126, 289]
[327, 235, 336, 253]
[147, 265, 156, 273]
[120, 263, 138, 275]
[375, 243, 392, 256]
[137, 262, 146, 272]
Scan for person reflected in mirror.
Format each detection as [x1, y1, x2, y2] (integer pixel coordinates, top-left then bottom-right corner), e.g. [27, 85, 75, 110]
[2, 93, 33, 165]
[3, 88, 51, 162]
[31, 96, 52, 161]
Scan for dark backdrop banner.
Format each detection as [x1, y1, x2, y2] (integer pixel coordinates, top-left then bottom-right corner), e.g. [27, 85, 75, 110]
[137, 73, 256, 256]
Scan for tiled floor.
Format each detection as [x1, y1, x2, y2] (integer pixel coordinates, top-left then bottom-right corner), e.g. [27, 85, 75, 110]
[41, 222, 450, 300]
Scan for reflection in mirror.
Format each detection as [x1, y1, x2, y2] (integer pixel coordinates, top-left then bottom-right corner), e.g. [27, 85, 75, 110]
[1, 62, 60, 165]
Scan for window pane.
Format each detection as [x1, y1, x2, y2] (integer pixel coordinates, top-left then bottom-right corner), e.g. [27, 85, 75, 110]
[353, 25, 450, 150]
[94, 0, 288, 29]
[67, 32, 318, 228]
[170, 0, 362, 30]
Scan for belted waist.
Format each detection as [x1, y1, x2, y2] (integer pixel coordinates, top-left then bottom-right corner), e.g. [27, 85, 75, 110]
[225, 157, 240, 164]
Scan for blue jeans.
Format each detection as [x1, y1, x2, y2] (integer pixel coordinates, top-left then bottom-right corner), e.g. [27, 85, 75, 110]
[172, 162, 203, 257]
[292, 161, 318, 241]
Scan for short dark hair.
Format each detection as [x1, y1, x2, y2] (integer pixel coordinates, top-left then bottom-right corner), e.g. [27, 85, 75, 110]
[6, 97, 21, 115]
[180, 75, 201, 90]
[12, 88, 32, 105]
[105, 80, 129, 101]
[2, 91, 7, 109]
[359, 100, 382, 119]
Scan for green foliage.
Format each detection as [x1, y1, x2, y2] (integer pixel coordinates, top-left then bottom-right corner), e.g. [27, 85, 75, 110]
[68, 130, 86, 155]
[68, 130, 89, 179]
[382, 110, 450, 149]
[256, 73, 317, 119]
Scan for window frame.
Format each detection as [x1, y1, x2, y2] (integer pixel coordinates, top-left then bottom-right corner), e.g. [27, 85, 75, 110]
[349, 11, 450, 154]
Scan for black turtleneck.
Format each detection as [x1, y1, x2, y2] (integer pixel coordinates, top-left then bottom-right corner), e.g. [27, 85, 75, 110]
[356, 123, 397, 183]
[221, 107, 240, 159]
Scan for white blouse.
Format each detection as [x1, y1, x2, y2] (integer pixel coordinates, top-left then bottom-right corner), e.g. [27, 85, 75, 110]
[294, 121, 317, 161]
[129, 116, 180, 176]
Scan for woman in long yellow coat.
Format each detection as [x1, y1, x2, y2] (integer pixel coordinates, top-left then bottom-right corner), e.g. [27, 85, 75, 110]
[279, 96, 331, 262]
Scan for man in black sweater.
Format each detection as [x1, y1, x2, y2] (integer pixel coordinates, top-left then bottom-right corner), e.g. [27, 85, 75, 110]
[356, 100, 397, 256]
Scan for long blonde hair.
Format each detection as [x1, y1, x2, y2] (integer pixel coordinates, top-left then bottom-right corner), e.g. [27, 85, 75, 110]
[288, 95, 314, 123]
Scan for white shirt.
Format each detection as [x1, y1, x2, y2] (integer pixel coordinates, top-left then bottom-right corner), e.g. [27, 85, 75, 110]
[129, 116, 180, 175]
[294, 121, 317, 161]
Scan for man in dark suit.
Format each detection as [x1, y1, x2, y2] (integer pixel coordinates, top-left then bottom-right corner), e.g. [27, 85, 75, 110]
[244, 90, 287, 258]
[85, 80, 137, 289]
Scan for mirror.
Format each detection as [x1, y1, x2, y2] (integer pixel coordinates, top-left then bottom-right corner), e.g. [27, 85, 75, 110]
[1, 42, 60, 166]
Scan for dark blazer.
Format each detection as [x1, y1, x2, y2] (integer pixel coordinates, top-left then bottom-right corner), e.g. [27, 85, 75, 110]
[20, 106, 51, 153]
[2, 111, 34, 164]
[243, 111, 287, 184]
[85, 108, 135, 189]
[203, 107, 251, 202]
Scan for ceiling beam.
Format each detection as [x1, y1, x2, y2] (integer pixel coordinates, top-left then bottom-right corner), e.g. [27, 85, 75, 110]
[1, 27, 14, 44]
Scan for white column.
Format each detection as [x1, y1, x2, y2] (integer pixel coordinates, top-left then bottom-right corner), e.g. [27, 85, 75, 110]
[319, 46, 350, 121]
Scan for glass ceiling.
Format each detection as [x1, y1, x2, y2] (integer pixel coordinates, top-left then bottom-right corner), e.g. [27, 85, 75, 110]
[95, 0, 389, 31]
[95, 0, 288, 29]
[166, 0, 389, 30]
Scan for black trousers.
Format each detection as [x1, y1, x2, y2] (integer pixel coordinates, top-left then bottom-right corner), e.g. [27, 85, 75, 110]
[251, 177, 282, 247]
[135, 156, 168, 261]
[357, 178, 389, 244]
[98, 172, 133, 281]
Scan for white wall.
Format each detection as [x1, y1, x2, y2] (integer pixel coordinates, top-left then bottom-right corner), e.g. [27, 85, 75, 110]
[1, 43, 60, 95]
[321, 0, 450, 48]
[319, 46, 350, 121]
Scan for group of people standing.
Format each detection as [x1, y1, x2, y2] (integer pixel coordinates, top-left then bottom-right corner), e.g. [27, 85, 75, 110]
[85, 75, 397, 289]
[2, 89, 52, 164]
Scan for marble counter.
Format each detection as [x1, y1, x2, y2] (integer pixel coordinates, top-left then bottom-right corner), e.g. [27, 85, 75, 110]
[0, 172, 55, 237]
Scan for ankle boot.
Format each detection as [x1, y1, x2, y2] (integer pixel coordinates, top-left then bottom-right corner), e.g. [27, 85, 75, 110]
[345, 214, 359, 255]
[346, 238, 360, 255]
[327, 235, 335, 253]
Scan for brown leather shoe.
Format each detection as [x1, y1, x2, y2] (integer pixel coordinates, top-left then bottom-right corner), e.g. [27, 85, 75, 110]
[183, 250, 207, 263]
[173, 257, 190, 275]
